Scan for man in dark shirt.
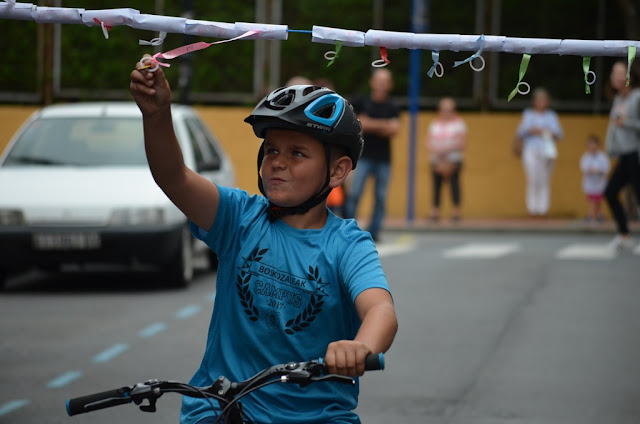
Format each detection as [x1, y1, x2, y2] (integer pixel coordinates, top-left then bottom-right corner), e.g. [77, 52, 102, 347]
[344, 68, 400, 242]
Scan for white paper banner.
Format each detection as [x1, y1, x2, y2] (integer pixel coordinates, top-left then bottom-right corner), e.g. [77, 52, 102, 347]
[131, 14, 186, 34]
[81, 8, 139, 27]
[0, 2, 34, 20]
[32, 6, 84, 24]
[185, 19, 242, 39]
[365, 29, 414, 49]
[235, 22, 288, 40]
[311, 25, 365, 47]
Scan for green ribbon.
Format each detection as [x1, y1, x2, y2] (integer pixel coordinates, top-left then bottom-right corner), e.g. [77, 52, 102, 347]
[627, 45, 637, 86]
[326, 40, 343, 68]
[582, 56, 591, 94]
[508, 53, 531, 102]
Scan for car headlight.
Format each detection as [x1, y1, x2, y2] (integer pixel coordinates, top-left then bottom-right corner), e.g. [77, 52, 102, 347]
[0, 209, 25, 226]
[109, 208, 166, 226]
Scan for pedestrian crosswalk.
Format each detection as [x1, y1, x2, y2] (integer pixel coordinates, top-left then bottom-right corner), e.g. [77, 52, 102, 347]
[442, 243, 519, 259]
[555, 244, 617, 260]
[378, 237, 640, 262]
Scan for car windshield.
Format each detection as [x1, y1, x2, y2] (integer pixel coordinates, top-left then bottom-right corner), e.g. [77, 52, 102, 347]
[2, 117, 147, 167]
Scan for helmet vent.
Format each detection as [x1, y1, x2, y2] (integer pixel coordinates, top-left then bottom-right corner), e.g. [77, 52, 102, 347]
[303, 85, 322, 96]
[271, 91, 295, 108]
[315, 104, 336, 119]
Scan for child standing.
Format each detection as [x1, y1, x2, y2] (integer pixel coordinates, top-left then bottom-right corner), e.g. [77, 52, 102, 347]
[580, 134, 610, 222]
[130, 56, 397, 424]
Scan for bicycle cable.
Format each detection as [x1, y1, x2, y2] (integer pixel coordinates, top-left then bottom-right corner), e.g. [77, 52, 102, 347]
[214, 379, 283, 424]
[176, 383, 221, 422]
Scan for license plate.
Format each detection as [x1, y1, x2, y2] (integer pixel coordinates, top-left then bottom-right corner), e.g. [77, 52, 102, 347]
[32, 232, 102, 250]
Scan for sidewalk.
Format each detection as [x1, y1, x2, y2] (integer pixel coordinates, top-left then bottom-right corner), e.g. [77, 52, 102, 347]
[381, 217, 640, 234]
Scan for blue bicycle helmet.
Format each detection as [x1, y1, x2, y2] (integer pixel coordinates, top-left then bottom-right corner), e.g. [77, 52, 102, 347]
[245, 85, 364, 221]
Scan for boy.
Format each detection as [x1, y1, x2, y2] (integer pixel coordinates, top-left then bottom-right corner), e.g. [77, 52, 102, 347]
[580, 134, 609, 223]
[130, 57, 398, 424]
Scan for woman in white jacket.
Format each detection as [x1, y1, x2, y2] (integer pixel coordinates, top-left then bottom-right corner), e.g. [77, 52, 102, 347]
[515, 88, 564, 217]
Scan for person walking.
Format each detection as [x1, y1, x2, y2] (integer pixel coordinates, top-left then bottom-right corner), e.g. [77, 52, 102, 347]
[515, 88, 564, 217]
[426, 97, 467, 222]
[604, 61, 640, 250]
[343, 69, 400, 242]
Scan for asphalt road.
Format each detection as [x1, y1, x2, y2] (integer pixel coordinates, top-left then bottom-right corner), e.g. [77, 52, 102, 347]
[1, 232, 639, 424]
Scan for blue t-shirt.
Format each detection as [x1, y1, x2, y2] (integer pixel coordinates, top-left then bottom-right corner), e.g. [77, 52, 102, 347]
[180, 186, 390, 424]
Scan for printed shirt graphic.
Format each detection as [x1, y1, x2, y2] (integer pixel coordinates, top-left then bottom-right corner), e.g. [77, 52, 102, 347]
[180, 186, 389, 424]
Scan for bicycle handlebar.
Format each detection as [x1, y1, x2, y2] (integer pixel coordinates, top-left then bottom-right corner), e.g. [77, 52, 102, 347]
[66, 387, 132, 416]
[66, 353, 385, 417]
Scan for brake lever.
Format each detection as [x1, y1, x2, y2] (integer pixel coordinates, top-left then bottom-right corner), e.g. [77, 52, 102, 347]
[309, 374, 355, 386]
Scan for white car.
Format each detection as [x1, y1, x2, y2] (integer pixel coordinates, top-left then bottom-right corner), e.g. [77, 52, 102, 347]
[0, 102, 234, 288]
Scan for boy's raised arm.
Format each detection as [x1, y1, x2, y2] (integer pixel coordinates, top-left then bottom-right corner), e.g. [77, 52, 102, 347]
[130, 57, 219, 231]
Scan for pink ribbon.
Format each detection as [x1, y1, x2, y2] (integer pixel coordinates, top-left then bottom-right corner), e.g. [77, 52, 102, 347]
[149, 30, 258, 68]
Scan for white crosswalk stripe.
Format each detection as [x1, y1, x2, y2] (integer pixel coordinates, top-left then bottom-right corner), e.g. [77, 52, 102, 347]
[442, 243, 519, 259]
[555, 244, 617, 260]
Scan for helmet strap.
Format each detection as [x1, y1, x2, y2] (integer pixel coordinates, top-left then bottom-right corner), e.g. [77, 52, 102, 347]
[257, 142, 334, 222]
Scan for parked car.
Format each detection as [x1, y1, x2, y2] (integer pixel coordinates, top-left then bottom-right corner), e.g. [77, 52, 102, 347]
[0, 102, 234, 288]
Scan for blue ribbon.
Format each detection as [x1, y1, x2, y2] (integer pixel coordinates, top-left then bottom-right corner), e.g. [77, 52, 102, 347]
[427, 50, 440, 78]
[453, 34, 485, 68]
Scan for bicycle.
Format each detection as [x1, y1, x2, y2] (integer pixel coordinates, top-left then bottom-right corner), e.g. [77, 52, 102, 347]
[66, 353, 385, 424]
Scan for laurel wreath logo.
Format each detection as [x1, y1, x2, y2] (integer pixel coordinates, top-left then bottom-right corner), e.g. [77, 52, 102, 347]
[284, 265, 325, 335]
[236, 246, 267, 322]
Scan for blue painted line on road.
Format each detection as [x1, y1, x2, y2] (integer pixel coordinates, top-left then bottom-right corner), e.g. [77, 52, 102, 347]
[46, 370, 83, 389]
[93, 343, 130, 363]
[176, 304, 201, 319]
[0, 399, 30, 417]
[138, 322, 167, 339]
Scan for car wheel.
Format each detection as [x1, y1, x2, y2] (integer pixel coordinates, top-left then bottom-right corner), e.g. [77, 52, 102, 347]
[164, 226, 194, 287]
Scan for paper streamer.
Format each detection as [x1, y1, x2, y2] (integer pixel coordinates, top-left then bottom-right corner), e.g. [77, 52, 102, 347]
[453, 34, 484, 68]
[146, 30, 258, 69]
[139, 31, 167, 46]
[325, 40, 343, 67]
[427, 51, 442, 78]
[93, 18, 111, 39]
[628, 46, 637, 86]
[371, 46, 390, 67]
[508, 54, 531, 102]
[582, 57, 595, 94]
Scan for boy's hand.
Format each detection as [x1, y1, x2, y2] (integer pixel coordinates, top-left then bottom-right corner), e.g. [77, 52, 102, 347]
[130, 55, 171, 117]
[324, 340, 372, 377]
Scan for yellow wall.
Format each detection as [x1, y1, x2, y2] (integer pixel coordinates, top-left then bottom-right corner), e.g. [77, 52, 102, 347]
[1, 105, 609, 219]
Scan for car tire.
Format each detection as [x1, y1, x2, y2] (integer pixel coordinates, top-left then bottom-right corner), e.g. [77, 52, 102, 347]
[164, 226, 194, 288]
[0, 270, 6, 290]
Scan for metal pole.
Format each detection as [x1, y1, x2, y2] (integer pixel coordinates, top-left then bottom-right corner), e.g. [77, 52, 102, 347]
[407, 0, 427, 224]
[253, 0, 267, 98]
[268, 0, 282, 91]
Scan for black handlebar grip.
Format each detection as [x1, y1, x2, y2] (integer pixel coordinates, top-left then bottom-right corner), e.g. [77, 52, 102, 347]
[66, 387, 132, 416]
[364, 353, 385, 371]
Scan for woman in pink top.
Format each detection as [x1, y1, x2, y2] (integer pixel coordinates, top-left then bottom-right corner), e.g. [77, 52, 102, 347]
[426, 97, 468, 222]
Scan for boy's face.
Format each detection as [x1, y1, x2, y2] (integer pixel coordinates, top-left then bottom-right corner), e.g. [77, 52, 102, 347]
[587, 139, 599, 153]
[261, 129, 328, 207]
